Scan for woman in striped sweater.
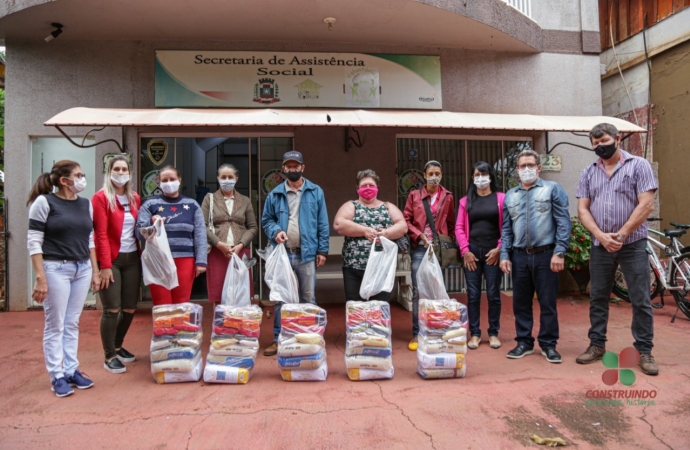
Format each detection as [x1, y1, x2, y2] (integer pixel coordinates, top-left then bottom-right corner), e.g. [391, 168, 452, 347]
[136, 166, 207, 305]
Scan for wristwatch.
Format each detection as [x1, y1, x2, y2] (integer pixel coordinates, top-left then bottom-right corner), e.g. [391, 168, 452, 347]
[554, 252, 565, 258]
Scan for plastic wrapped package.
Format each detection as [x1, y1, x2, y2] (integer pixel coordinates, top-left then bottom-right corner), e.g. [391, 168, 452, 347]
[417, 364, 466, 379]
[203, 365, 252, 384]
[203, 304, 262, 384]
[154, 357, 204, 384]
[150, 303, 203, 384]
[417, 299, 468, 379]
[278, 304, 328, 381]
[281, 362, 329, 381]
[345, 301, 394, 381]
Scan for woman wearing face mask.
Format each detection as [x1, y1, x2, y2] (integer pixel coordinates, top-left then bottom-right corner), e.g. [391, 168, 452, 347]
[456, 161, 505, 350]
[334, 169, 408, 301]
[27, 160, 100, 397]
[92, 155, 141, 374]
[403, 160, 456, 351]
[201, 164, 258, 303]
[136, 165, 207, 305]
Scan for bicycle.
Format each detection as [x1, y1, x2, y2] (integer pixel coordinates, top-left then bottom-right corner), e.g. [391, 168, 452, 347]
[611, 219, 690, 322]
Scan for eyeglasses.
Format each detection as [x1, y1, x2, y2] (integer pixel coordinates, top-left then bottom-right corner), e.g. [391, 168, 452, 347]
[63, 173, 86, 179]
[517, 164, 537, 170]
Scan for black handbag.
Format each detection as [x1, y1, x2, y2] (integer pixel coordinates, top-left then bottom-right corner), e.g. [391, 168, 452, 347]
[383, 201, 410, 253]
[421, 190, 460, 269]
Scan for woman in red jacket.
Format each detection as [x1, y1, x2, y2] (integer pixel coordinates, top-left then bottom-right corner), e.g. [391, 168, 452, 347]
[92, 156, 141, 374]
[403, 160, 456, 351]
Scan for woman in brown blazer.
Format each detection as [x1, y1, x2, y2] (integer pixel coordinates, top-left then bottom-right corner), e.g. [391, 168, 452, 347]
[201, 164, 259, 303]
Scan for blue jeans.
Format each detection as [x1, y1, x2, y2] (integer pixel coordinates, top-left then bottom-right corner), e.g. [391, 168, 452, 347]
[42, 260, 92, 381]
[464, 244, 502, 338]
[273, 252, 317, 340]
[511, 250, 559, 349]
[410, 246, 426, 336]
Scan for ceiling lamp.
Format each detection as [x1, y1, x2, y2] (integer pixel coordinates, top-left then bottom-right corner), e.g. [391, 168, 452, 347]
[323, 17, 336, 31]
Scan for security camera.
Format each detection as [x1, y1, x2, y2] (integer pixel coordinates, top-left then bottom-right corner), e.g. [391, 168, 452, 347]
[45, 23, 63, 42]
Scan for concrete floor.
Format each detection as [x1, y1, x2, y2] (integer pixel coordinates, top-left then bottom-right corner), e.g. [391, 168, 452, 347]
[0, 293, 689, 449]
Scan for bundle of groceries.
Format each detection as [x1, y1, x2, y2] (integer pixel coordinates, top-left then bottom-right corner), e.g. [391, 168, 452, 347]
[345, 301, 394, 381]
[150, 303, 203, 384]
[278, 304, 328, 381]
[203, 304, 262, 384]
[417, 299, 469, 379]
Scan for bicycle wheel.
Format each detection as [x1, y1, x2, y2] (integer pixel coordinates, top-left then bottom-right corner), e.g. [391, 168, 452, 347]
[612, 266, 661, 302]
[668, 253, 690, 320]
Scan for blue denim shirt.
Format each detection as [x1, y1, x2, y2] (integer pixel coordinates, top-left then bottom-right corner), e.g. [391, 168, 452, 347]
[500, 178, 571, 261]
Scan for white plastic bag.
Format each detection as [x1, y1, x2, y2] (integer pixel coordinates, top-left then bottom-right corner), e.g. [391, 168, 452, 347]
[359, 236, 398, 300]
[417, 246, 450, 301]
[140, 219, 179, 290]
[264, 244, 299, 304]
[221, 253, 251, 306]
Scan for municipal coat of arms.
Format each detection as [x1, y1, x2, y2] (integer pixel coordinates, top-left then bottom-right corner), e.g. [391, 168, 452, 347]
[253, 78, 280, 104]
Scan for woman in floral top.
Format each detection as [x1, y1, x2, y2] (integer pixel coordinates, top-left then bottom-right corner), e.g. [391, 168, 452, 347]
[334, 169, 408, 300]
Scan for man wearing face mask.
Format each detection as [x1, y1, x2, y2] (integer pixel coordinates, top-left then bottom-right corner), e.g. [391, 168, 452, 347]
[575, 123, 659, 375]
[500, 149, 571, 363]
[261, 151, 329, 356]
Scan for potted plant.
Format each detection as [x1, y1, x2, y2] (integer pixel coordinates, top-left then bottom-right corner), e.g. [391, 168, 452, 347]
[566, 217, 592, 294]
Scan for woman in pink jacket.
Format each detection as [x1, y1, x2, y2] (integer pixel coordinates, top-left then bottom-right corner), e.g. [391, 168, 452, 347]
[455, 161, 505, 350]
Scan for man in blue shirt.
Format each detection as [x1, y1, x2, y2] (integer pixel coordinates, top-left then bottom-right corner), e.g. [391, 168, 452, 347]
[500, 149, 571, 363]
[261, 151, 329, 356]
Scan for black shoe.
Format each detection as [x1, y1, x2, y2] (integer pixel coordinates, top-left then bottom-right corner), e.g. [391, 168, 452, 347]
[116, 348, 136, 363]
[541, 347, 562, 364]
[104, 358, 127, 374]
[507, 344, 534, 359]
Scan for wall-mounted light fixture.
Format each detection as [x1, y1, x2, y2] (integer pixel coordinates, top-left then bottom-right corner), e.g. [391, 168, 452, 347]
[323, 17, 336, 31]
[45, 23, 63, 42]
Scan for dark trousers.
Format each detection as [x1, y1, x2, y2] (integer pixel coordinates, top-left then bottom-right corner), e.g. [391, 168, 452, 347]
[511, 250, 559, 349]
[342, 266, 392, 302]
[589, 240, 654, 354]
[410, 246, 426, 336]
[464, 244, 502, 338]
[99, 251, 141, 360]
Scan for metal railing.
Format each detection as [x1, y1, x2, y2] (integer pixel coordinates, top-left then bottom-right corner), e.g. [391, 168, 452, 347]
[502, 0, 531, 18]
[444, 266, 513, 293]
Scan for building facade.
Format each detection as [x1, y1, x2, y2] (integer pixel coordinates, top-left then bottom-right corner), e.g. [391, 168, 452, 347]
[1, 0, 638, 310]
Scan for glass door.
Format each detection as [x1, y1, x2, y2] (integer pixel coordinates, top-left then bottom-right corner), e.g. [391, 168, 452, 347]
[29, 137, 97, 308]
[139, 135, 293, 301]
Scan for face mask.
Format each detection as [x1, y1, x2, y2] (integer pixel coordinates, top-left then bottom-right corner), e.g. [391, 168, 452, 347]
[284, 171, 303, 183]
[110, 173, 129, 187]
[160, 180, 180, 195]
[474, 175, 491, 189]
[594, 141, 617, 160]
[426, 176, 441, 187]
[67, 177, 87, 194]
[358, 186, 378, 201]
[219, 179, 236, 192]
[518, 167, 538, 184]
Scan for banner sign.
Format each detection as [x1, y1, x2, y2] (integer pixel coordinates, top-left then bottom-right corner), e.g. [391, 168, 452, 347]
[155, 51, 442, 109]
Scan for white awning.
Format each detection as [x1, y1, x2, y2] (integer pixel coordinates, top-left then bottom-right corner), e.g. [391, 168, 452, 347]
[44, 107, 646, 133]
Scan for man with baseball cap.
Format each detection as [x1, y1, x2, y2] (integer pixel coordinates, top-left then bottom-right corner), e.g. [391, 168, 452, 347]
[261, 150, 329, 356]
